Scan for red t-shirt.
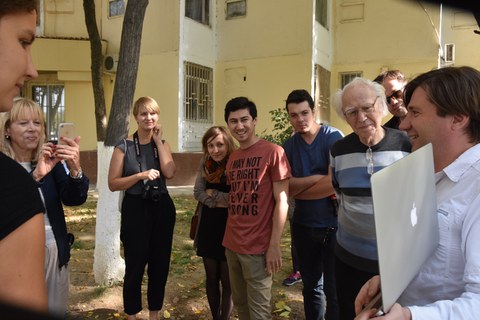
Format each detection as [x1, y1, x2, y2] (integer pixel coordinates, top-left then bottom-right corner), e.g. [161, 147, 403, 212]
[223, 139, 290, 254]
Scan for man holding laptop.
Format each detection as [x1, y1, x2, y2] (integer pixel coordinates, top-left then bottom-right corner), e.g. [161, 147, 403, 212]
[355, 66, 480, 319]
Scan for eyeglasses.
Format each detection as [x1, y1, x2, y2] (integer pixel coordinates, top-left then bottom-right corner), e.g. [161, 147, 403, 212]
[386, 90, 403, 105]
[343, 96, 379, 120]
[366, 147, 374, 175]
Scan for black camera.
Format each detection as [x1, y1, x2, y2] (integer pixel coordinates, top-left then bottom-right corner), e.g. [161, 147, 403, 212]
[142, 180, 163, 202]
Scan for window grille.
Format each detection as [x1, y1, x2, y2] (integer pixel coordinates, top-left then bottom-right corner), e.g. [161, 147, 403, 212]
[184, 62, 213, 122]
[31, 84, 65, 141]
[340, 71, 362, 88]
[182, 62, 214, 151]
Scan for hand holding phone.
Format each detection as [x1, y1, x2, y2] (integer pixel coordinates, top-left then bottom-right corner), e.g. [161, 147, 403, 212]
[58, 123, 75, 145]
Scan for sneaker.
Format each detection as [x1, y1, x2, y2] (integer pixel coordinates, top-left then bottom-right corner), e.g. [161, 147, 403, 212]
[282, 272, 302, 286]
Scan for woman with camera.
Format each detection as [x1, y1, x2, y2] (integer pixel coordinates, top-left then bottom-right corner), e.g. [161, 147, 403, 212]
[108, 96, 176, 320]
[0, 98, 89, 316]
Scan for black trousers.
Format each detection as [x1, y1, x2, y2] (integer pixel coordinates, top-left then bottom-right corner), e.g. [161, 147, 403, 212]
[120, 193, 176, 315]
[335, 257, 378, 320]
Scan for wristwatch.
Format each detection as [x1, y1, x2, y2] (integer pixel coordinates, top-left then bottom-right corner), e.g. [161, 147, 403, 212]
[70, 168, 83, 180]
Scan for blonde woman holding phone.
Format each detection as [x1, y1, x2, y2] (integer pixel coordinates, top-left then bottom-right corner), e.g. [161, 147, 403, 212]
[0, 98, 89, 317]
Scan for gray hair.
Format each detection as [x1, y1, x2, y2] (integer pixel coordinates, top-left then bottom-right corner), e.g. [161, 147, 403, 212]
[333, 77, 388, 120]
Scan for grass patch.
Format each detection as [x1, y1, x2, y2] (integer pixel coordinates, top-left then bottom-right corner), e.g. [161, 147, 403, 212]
[71, 240, 86, 250]
[92, 286, 108, 298]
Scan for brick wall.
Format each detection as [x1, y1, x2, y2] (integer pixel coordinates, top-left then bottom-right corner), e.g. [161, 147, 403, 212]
[80, 150, 203, 187]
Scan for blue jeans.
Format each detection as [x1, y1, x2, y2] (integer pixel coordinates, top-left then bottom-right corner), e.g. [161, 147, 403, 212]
[292, 223, 339, 320]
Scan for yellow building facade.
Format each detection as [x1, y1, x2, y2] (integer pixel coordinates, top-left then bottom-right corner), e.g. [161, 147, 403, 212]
[29, 0, 480, 182]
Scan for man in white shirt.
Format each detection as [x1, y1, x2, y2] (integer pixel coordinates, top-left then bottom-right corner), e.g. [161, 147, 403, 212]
[355, 66, 480, 320]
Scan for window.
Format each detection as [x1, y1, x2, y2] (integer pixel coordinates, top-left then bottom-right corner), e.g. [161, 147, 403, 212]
[109, 0, 126, 18]
[226, 0, 246, 19]
[340, 71, 362, 88]
[314, 65, 331, 123]
[185, 0, 210, 25]
[316, 0, 328, 29]
[31, 85, 65, 141]
[184, 62, 213, 122]
[36, 0, 44, 35]
[182, 62, 213, 151]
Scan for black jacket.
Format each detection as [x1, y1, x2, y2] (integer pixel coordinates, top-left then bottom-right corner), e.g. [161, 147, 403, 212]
[37, 163, 89, 268]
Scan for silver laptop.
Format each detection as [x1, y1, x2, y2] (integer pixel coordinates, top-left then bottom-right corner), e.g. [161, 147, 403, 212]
[370, 143, 439, 313]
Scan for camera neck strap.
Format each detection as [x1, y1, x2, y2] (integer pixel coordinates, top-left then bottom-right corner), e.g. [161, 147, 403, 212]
[133, 131, 159, 172]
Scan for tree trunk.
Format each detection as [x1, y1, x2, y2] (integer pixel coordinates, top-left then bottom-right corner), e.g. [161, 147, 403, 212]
[93, 0, 149, 285]
[93, 144, 125, 285]
[83, 0, 107, 141]
[105, 0, 149, 146]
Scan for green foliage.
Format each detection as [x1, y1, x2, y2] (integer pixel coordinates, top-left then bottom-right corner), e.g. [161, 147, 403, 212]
[273, 301, 292, 318]
[71, 240, 86, 250]
[92, 286, 108, 298]
[260, 107, 292, 145]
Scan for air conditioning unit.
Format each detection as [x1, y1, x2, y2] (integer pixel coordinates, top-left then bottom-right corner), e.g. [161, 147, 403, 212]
[444, 43, 455, 63]
[104, 54, 119, 72]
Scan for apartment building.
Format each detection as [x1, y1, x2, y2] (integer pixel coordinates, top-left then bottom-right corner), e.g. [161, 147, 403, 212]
[29, 0, 480, 183]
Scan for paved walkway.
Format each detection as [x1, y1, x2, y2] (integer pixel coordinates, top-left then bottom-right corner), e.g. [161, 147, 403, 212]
[167, 185, 194, 196]
[88, 185, 193, 197]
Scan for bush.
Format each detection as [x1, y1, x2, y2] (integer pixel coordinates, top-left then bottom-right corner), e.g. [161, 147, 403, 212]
[260, 107, 292, 145]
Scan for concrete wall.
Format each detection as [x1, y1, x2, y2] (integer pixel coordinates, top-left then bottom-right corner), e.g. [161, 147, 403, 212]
[214, 0, 318, 132]
[31, 0, 480, 184]
[330, 0, 480, 134]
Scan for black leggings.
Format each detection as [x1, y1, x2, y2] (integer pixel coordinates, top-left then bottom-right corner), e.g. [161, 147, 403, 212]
[203, 257, 233, 320]
[120, 194, 176, 315]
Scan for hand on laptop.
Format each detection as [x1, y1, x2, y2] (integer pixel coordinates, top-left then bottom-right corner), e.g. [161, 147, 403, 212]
[355, 275, 382, 315]
[355, 275, 412, 319]
[355, 303, 411, 320]
[354, 307, 381, 320]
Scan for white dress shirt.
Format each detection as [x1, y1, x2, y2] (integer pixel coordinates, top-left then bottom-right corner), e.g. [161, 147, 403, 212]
[399, 143, 480, 319]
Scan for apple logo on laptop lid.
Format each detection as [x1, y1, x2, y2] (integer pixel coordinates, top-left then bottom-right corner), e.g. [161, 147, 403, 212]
[410, 203, 418, 227]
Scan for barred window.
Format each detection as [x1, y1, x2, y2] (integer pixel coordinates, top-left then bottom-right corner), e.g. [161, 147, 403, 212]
[184, 62, 213, 122]
[340, 71, 362, 88]
[31, 84, 65, 141]
[182, 62, 213, 151]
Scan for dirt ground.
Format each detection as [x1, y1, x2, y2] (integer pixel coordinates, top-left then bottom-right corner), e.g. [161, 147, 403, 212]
[65, 191, 305, 319]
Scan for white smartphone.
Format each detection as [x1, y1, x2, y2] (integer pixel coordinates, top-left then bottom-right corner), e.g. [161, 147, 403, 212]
[58, 122, 76, 145]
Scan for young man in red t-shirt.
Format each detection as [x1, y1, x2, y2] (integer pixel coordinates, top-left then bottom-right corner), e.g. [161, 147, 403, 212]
[223, 97, 291, 319]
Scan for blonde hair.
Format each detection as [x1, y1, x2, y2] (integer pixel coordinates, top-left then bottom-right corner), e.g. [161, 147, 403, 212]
[132, 96, 160, 117]
[0, 98, 46, 162]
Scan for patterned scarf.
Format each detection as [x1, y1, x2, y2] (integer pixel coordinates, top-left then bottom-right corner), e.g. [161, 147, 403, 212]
[203, 156, 227, 184]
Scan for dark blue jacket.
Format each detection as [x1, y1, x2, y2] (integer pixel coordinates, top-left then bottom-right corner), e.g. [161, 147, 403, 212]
[37, 163, 89, 268]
